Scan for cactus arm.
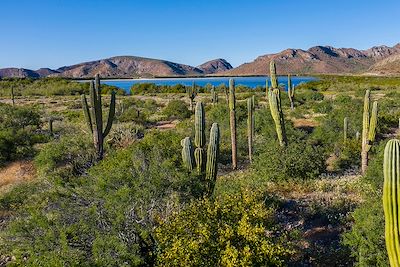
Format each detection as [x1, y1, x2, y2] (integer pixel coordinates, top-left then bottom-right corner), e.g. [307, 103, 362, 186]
[383, 139, 400, 266]
[361, 90, 371, 174]
[103, 91, 116, 138]
[205, 123, 220, 196]
[367, 101, 378, 151]
[81, 94, 93, 134]
[95, 74, 103, 135]
[194, 101, 206, 173]
[344, 117, 348, 142]
[181, 137, 194, 172]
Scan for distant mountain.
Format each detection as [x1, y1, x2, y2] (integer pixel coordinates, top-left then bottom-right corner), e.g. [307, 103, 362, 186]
[225, 44, 400, 75]
[0, 68, 41, 78]
[197, 58, 233, 74]
[367, 53, 400, 76]
[0, 57, 233, 79]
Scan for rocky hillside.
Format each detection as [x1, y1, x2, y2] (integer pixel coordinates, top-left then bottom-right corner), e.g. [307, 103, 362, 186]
[226, 44, 400, 75]
[0, 57, 233, 79]
[367, 53, 400, 75]
[197, 58, 233, 74]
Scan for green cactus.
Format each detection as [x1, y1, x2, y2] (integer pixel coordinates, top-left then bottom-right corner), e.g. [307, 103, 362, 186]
[287, 75, 295, 109]
[205, 123, 220, 196]
[81, 74, 116, 160]
[247, 97, 255, 162]
[187, 81, 197, 111]
[11, 87, 15, 106]
[361, 89, 378, 174]
[211, 85, 218, 105]
[194, 101, 206, 173]
[229, 78, 238, 169]
[181, 137, 194, 172]
[383, 139, 400, 267]
[268, 61, 287, 146]
[270, 61, 278, 89]
[344, 117, 348, 142]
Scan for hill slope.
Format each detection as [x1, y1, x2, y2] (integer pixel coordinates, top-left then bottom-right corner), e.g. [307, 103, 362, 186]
[226, 44, 400, 75]
[197, 58, 233, 74]
[367, 53, 400, 75]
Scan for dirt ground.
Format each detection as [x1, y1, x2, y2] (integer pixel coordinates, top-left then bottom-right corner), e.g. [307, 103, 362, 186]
[0, 160, 36, 194]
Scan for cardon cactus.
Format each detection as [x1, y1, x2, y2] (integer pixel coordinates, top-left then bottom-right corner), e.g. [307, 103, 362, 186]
[270, 61, 278, 89]
[211, 86, 218, 105]
[11, 87, 15, 106]
[247, 97, 255, 162]
[361, 89, 378, 174]
[194, 101, 206, 173]
[181, 137, 194, 172]
[205, 123, 220, 196]
[82, 74, 116, 160]
[229, 78, 238, 169]
[187, 81, 197, 111]
[383, 139, 400, 266]
[344, 117, 348, 142]
[268, 61, 287, 146]
[287, 75, 295, 109]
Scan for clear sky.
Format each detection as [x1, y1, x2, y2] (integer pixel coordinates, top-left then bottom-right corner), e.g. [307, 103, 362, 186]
[1, 0, 399, 69]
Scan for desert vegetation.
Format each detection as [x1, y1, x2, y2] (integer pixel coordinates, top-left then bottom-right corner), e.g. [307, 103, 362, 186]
[1, 65, 400, 266]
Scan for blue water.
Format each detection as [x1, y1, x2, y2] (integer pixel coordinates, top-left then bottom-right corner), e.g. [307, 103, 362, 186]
[101, 76, 316, 93]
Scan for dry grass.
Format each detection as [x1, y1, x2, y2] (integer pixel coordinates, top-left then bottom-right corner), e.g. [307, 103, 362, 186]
[0, 160, 36, 194]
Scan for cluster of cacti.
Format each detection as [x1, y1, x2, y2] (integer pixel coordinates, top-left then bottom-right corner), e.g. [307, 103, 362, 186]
[247, 96, 255, 162]
[11, 87, 15, 106]
[82, 74, 116, 160]
[361, 89, 378, 174]
[268, 61, 287, 146]
[287, 74, 295, 109]
[229, 78, 238, 169]
[383, 139, 400, 266]
[187, 81, 197, 111]
[211, 86, 218, 105]
[343, 117, 348, 142]
[181, 101, 220, 196]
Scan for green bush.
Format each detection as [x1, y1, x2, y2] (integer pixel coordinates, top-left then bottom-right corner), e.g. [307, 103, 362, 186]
[155, 191, 293, 266]
[253, 139, 326, 181]
[162, 100, 191, 120]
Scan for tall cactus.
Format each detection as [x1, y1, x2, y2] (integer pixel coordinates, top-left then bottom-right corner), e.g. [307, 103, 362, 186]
[194, 101, 206, 173]
[383, 139, 400, 266]
[11, 87, 15, 106]
[270, 61, 278, 89]
[247, 97, 255, 162]
[187, 81, 197, 112]
[268, 61, 287, 146]
[205, 123, 220, 196]
[181, 137, 194, 172]
[229, 78, 238, 169]
[361, 89, 378, 174]
[211, 86, 218, 105]
[81, 74, 116, 160]
[288, 75, 295, 109]
[344, 117, 348, 142]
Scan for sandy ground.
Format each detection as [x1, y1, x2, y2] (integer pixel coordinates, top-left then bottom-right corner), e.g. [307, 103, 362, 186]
[0, 160, 36, 194]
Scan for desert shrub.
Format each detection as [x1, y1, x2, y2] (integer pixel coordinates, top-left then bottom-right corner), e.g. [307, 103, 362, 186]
[1, 131, 204, 266]
[34, 134, 95, 179]
[332, 138, 361, 171]
[162, 100, 191, 120]
[342, 141, 388, 266]
[253, 139, 326, 181]
[155, 191, 293, 266]
[117, 106, 147, 124]
[297, 89, 324, 102]
[0, 104, 44, 165]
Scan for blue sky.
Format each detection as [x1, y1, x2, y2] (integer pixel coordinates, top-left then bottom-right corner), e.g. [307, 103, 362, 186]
[1, 0, 399, 69]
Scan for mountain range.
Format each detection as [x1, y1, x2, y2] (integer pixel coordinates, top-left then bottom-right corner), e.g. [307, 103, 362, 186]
[1, 43, 399, 78]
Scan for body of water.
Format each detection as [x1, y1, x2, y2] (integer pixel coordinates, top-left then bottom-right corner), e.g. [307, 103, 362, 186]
[100, 76, 316, 93]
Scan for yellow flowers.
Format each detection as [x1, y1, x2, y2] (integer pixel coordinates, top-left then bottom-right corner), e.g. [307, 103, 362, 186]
[155, 191, 293, 266]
